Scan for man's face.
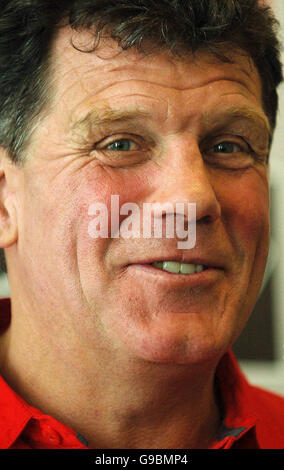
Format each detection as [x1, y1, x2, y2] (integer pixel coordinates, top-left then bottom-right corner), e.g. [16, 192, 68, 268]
[9, 28, 270, 365]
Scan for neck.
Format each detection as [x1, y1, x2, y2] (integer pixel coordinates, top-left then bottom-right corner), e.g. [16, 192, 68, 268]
[0, 306, 221, 449]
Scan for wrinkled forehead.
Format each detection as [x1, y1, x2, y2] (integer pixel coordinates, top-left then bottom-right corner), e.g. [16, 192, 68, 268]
[39, 24, 271, 154]
[49, 25, 263, 102]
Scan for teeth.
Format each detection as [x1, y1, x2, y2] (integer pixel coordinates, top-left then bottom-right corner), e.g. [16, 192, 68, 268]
[162, 261, 180, 274]
[180, 263, 196, 275]
[152, 261, 206, 274]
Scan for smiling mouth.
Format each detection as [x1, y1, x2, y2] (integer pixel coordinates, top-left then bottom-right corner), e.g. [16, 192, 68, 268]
[151, 261, 209, 275]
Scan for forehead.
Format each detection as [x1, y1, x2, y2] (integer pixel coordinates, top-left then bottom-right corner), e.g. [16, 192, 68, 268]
[48, 26, 265, 130]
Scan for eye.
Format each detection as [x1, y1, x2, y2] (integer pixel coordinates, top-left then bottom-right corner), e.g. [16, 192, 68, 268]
[92, 134, 151, 168]
[105, 138, 140, 152]
[203, 136, 258, 170]
[213, 141, 243, 154]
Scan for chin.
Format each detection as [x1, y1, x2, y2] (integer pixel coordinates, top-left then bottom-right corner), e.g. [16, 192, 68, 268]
[124, 331, 226, 367]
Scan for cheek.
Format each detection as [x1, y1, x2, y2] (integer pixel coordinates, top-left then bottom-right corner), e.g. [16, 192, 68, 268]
[208, 172, 270, 345]
[74, 165, 150, 266]
[79, 164, 153, 237]
[218, 172, 269, 254]
[218, 169, 269, 235]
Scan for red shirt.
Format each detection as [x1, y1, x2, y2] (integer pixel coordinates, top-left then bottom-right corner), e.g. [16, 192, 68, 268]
[0, 298, 283, 449]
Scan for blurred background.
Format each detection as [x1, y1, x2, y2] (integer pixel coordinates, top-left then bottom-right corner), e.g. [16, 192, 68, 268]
[0, 0, 283, 396]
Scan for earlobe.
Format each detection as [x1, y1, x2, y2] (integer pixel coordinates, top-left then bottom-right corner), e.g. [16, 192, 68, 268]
[0, 159, 18, 248]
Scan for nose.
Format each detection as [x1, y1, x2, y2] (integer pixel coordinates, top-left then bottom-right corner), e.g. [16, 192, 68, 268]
[149, 140, 221, 224]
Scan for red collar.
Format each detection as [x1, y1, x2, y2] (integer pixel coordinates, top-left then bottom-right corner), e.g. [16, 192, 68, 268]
[210, 350, 259, 448]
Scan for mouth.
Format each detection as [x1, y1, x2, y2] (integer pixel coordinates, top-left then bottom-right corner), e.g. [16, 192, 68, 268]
[125, 260, 222, 289]
[122, 250, 226, 287]
[125, 255, 223, 282]
[126, 254, 223, 274]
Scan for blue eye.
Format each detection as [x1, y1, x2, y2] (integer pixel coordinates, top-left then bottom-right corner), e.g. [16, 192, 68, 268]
[213, 142, 242, 154]
[107, 139, 135, 151]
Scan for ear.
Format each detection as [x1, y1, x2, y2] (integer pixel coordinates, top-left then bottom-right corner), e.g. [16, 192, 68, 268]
[0, 150, 19, 248]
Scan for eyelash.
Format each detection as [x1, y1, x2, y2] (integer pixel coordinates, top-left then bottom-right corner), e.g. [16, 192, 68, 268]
[95, 135, 147, 153]
[209, 138, 251, 155]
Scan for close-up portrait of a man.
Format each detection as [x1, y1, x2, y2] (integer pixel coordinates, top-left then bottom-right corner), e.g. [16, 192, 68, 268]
[0, 0, 283, 451]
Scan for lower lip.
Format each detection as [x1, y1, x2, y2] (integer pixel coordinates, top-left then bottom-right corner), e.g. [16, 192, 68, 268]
[126, 264, 222, 287]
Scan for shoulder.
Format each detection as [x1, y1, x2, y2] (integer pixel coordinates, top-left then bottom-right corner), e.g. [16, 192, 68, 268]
[248, 383, 284, 448]
[248, 382, 284, 422]
[216, 351, 284, 448]
[250, 383, 284, 409]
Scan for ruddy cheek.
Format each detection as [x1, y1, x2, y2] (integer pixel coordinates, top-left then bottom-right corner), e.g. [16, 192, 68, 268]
[220, 176, 269, 273]
[83, 165, 151, 232]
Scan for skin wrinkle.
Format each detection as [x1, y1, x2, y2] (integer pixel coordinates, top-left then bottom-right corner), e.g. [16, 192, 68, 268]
[104, 43, 257, 90]
[0, 26, 272, 448]
[70, 104, 270, 159]
[49, 38, 261, 105]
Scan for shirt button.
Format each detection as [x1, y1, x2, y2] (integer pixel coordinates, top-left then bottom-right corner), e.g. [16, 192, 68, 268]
[41, 424, 62, 446]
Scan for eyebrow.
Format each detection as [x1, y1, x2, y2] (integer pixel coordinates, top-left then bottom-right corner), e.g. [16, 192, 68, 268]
[71, 107, 151, 138]
[204, 105, 271, 138]
[71, 104, 271, 143]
